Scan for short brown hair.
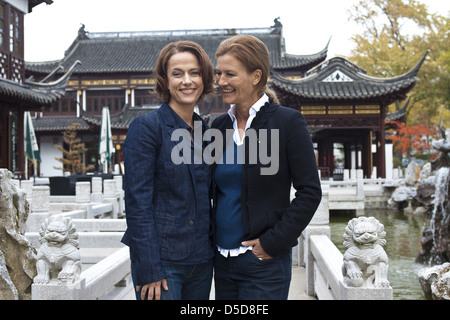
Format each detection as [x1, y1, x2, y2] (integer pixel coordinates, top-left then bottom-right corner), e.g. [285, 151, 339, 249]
[216, 35, 278, 103]
[154, 41, 215, 103]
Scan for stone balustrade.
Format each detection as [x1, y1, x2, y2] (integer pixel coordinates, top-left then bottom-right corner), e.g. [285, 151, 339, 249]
[23, 177, 123, 232]
[299, 193, 393, 299]
[32, 246, 131, 300]
[0, 168, 400, 300]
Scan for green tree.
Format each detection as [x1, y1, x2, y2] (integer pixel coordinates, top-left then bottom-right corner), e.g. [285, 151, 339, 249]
[348, 0, 450, 129]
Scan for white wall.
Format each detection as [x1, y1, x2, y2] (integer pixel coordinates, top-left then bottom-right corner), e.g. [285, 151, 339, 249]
[372, 142, 393, 179]
[385, 143, 393, 179]
[39, 136, 63, 177]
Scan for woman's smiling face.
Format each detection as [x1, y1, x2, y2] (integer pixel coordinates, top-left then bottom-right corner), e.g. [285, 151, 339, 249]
[167, 51, 203, 110]
[215, 53, 261, 108]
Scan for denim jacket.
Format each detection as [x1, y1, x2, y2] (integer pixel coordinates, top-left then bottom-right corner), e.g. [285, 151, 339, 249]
[122, 103, 213, 286]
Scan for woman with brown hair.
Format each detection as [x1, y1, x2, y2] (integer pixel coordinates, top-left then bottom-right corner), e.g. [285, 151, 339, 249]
[212, 35, 322, 300]
[122, 41, 215, 300]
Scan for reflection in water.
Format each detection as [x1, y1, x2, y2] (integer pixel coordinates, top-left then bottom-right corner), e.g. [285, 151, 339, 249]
[329, 209, 428, 300]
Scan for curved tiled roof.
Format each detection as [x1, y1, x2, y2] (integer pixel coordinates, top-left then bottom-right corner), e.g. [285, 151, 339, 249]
[32, 116, 91, 132]
[0, 60, 79, 106]
[81, 105, 159, 129]
[270, 52, 428, 105]
[26, 24, 328, 75]
[33, 105, 158, 132]
[0, 77, 64, 105]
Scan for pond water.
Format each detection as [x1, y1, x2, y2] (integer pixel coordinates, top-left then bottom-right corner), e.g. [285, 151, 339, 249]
[329, 209, 429, 300]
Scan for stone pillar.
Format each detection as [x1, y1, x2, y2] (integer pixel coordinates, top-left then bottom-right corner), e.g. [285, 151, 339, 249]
[31, 186, 50, 212]
[103, 179, 116, 198]
[103, 180, 118, 218]
[350, 168, 356, 180]
[76, 181, 91, 204]
[113, 175, 124, 216]
[91, 177, 103, 203]
[301, 194, 331, 296]
[343, 169, 350, 181]
[27, 186, 51, 232]
[356, 169, 365, 216]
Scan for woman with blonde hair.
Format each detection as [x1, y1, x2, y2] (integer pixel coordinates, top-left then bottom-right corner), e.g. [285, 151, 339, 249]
[212, 35, 322, 300]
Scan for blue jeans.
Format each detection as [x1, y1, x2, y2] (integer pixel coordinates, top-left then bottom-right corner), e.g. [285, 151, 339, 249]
[214, 249, 292, 300]
[131, 259, 213, 300]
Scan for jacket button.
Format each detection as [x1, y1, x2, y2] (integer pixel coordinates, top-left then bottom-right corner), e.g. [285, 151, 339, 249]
[189, 220, 194, 226]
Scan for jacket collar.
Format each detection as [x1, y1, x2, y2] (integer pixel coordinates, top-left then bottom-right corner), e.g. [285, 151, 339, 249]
[250, 98, 279, 130]
[160, 102, 206, 128]
[214, 98, 279, 132]
[159, 103, 180, 129]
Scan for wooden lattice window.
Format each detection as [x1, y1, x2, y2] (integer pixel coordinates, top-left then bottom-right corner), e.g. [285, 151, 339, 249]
[10, 55, 23, 83]
[0, 51, 7, 79]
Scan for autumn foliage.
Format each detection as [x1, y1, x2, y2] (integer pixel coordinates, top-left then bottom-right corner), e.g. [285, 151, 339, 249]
[386, 120, 439, 157]
[348, 0, 450, 128]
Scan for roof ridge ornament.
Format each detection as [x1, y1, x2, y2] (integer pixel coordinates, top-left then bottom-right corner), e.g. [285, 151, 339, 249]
[323, 70, 354, 82]
[26, 60, 81, 88]
[271, 17, 282, 34]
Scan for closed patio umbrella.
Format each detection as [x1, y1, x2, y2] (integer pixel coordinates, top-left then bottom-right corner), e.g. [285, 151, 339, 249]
[99, 106, 114, 173]
[24, 111, 41, 178]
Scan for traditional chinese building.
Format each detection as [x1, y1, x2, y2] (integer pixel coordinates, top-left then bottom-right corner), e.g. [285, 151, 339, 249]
[0, 0, 79, 178]
[25, 17, 424, 179]
[270, 53, 427, 178]
[25, 20, 329, 176]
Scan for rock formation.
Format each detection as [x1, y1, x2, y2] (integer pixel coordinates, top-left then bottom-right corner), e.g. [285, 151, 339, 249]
[418, 262, 450, 300]
[415, 139, 450, 265]
[0, 169, 37, 299]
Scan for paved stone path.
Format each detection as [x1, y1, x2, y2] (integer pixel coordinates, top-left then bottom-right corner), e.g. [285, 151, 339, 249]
[121, 265, 316, 300]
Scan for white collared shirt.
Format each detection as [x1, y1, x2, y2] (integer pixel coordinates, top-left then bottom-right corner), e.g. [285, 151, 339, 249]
[227, 93, 269, 146]
[217, 93, 269, 258]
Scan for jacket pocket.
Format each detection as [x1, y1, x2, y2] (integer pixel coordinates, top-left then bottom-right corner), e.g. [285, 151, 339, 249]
[154, 216, 193, 261]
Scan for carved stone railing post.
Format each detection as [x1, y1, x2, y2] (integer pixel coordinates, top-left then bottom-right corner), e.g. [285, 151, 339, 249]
[341, 216, 392, 299]
[301, 195, 330, 296]
[103, 179, 118, 218]
[113, 175, 124, 216]
[91, 177, 103, 203]
[76, 181, 91, 204]
[26, 185, 51, 232]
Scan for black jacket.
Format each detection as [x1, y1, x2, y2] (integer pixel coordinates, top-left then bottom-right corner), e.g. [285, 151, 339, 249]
[212, 100, 322, 258]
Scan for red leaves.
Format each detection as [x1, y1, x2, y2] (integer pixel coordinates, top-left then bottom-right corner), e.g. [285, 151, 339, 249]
[386, 120, 439, 156]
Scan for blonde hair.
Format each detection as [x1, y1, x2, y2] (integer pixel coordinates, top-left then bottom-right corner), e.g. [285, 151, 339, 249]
[215, 35, 279, 103]
[154, 41, 215, 103]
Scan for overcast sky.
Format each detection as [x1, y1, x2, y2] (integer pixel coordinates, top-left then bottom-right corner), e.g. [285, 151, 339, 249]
[24, 0, 449, 62]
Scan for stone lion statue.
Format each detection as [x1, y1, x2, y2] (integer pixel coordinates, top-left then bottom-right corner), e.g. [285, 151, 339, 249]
[342, 216, 390, 288]
[33, 216, 81, 285]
